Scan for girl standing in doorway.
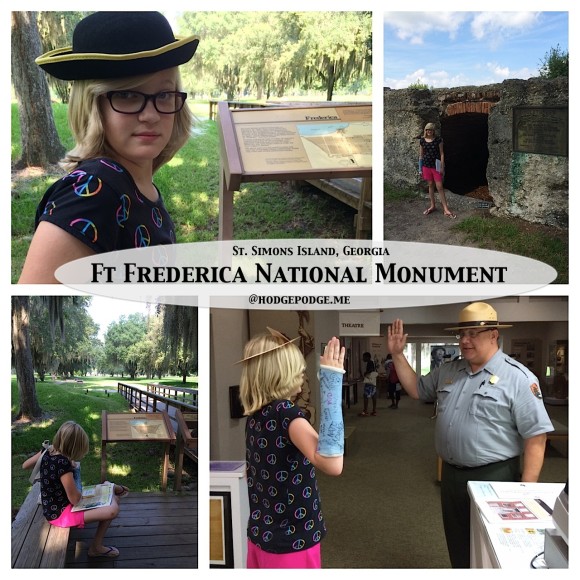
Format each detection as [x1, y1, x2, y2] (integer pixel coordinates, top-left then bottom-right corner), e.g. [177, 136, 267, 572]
[419, 122, 456, 219]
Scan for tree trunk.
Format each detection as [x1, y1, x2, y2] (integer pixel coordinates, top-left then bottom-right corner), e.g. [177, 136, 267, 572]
[11, 11, 64, 169]
[12, 296, 43, 419]
[325, 61, 336, 102]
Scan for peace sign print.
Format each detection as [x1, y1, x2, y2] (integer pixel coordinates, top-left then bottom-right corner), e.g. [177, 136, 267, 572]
[70, 218, 98, 243]
[99, 159, 124, 173]
[43, 201, 57, 216]
[135, 225, 151, 248]
[292, 539, 306, 551]
[151, 207, 163, 228]
[116, 194, 131, 227]
[73, 174, 103, 197]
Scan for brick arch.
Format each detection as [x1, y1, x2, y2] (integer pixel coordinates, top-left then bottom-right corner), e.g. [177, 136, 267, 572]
[445, 101, 495, 116]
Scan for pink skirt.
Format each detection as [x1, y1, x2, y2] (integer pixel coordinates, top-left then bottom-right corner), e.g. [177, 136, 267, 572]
[48, 504, 85, 528]
[247, 540, 321, 568]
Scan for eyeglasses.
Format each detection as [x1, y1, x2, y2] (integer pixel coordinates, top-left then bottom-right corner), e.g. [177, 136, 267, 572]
[105, 90, 187, 114]
[455, 329, 493, 340]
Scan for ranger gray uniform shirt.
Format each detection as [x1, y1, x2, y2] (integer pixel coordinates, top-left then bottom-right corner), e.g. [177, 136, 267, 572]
[418, 349, 553, 467]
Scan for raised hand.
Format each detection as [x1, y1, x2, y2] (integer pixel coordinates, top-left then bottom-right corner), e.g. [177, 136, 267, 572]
[320, 336, 345, 370]
[387, 319, 408, 355]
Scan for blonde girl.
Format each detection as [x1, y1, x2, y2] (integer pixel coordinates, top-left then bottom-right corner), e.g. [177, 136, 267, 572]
[419, 122, 456, 218]
[18, 12, 199, 283]
[239, 329, 345, 568]
[22, 421, 128, 558]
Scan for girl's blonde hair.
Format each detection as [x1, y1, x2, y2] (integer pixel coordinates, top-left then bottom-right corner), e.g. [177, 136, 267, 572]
[61, 68, 193, 173]
[423, 122, 437, 137]
[52, 421, 89, 461]
[239, 333, 306, 415]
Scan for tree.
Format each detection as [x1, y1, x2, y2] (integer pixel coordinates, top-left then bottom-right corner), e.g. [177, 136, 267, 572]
[29, 296, 97, 379]
[103, 314, 148, 378]
[11, 11, 64, 168]
[539, 44, 569, 79]
[295, 12, 372, 101]
[162, 306, 198, 383]
[177, 12, 371, 101]
[12, 296, 43, 420]
[37, 12, 88, 103]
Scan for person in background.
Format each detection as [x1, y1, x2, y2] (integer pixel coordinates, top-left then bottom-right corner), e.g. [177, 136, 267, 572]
[385, 354, 401, 409]
[359, 351, 378, 416]
[430, 346, 446, 371]
[387, 302, 553, 568]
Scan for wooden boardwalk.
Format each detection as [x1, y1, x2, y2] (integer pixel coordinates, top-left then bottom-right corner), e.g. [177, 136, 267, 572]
[65, 491, 197, 568]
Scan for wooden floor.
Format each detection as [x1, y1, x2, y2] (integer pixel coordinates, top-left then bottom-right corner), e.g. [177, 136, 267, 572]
[65, 491, 197, 568]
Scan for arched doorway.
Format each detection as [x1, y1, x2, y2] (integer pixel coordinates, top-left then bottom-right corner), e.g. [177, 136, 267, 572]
[441, 112, 489, 195]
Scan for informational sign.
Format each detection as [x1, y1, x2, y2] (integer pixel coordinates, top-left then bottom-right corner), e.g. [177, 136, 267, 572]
[218, 102, 372, 191]
[232, 105, 372, 175]
[513, 107, 568, 156]
[338, 311, 381, 336]
[104, 412, 171, 441]
[101, 411, 175, 490]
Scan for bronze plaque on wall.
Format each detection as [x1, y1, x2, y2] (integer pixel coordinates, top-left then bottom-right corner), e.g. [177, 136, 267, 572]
[513, 106, 568, 156]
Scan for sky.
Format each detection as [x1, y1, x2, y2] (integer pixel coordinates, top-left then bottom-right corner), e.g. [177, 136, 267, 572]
[86, 296, 153, 340]
[383, 11, 569, 88]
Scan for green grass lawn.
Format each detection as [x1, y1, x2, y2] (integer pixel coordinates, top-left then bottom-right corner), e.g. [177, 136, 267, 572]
[384, 186, 569, 284]
[11, 375, 197, 511]
[11, 100, 357, 282]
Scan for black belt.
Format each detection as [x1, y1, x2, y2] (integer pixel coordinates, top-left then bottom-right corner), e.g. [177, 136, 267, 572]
[445, 456, 519, 471]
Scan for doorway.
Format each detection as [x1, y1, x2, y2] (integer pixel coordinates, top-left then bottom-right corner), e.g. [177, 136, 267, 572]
[441, 112, 489, 196]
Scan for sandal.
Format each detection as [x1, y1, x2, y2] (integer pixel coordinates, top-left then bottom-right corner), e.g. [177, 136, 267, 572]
[104, 480, 130, 498]
[371, 411, 377, 416]
[88, 546, 119, 558]
[423, 207, 436, 215]
[358, 411, 369, 417]
[444, 212, 457, 219]
[116, 485, 130, 498]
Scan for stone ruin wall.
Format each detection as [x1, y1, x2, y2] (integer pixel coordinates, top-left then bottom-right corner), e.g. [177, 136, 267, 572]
[383, 77, 568, 228]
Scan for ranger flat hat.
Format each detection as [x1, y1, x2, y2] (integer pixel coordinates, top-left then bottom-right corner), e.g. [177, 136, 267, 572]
[236, 327, 301, 364]
[444, 302, 513, 331]
[36, 12, 199, 81]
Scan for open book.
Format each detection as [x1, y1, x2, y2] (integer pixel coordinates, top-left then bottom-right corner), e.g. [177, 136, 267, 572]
[71, 481, 114, 512]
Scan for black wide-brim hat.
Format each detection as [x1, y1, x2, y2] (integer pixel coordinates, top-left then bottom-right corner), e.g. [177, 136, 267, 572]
[36, 12, 199, 81]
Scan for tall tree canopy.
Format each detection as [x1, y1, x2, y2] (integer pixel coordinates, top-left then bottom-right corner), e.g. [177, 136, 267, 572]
[177, 11, 371, 101]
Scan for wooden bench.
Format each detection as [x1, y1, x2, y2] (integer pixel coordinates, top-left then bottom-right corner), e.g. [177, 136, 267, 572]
[12, 482, 70, 568]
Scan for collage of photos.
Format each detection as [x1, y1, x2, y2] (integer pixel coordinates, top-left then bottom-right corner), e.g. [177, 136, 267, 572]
[10, 8, 569, 574]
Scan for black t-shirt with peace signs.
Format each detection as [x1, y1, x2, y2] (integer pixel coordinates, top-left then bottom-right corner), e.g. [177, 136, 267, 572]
[245, 399, 327, 554]
[35, 157, 175, 253]
[420, 136, 443, 168]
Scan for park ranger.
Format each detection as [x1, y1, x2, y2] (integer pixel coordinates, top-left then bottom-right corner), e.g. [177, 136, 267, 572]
[387, 301, 553, 568]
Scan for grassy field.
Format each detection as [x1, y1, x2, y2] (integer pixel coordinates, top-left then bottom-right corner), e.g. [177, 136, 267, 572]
[11, 375, 197, 511]
[11, 100, 357, 282]
[385, 186, 569, 284]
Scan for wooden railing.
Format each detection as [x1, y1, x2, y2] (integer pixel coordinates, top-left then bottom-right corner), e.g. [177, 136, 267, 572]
[117, 382, 198, 466]
[146, 383, 198, 407]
